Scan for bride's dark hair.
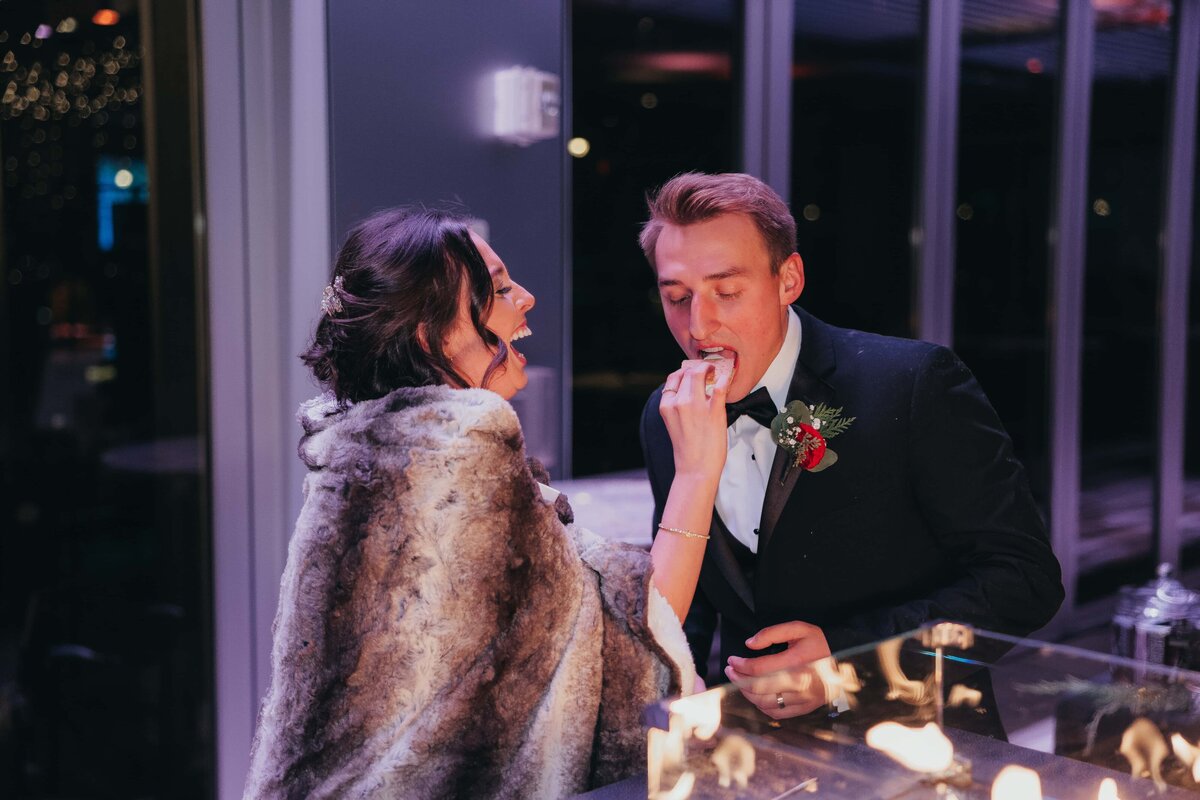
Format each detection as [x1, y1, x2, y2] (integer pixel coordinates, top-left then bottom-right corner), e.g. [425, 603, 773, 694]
[301, 207, 509, 403]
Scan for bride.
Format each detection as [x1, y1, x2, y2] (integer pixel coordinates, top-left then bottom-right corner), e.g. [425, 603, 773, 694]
[243, 207, 729, 799]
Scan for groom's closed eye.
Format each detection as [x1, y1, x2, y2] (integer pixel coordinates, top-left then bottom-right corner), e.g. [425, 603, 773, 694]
[663, 289, 743, 306]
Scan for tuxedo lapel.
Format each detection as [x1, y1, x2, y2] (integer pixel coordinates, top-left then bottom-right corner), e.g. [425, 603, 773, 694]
[757, 307, 838, 557]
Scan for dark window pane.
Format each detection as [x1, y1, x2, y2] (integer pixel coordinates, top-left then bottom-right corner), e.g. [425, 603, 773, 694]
[0, 5, 212, 797]
[1078, 1, 1173, 599]
[572, 0, 739, 475]
[791, 0, 921, 338]
[954, 2, 1061, 509]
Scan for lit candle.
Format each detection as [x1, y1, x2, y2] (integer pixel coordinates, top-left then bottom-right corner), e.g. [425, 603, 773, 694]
[991, 765, 1042, 800]
[865, 722, 954, 774]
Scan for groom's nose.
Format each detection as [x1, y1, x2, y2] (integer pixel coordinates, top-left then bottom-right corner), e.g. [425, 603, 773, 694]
[688, 294, 718, 340]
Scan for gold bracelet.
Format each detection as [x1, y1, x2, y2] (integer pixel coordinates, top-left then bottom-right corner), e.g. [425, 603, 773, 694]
[658, 523, 710, 541]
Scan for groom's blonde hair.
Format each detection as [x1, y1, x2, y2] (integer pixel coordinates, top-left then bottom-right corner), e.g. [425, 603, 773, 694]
[639, 172, 797, 274]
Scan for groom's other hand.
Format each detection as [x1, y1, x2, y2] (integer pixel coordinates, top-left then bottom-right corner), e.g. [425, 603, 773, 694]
[724, 620, 832, 719]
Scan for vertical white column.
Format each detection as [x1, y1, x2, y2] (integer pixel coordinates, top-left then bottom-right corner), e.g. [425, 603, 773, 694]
[1047, 0, 1095, 632]
[1156, 0, 1200, 571]
[200, 0, 329, 797]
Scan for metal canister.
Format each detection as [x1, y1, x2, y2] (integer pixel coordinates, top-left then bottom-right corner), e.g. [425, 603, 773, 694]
[1112, 563, 1200, 676]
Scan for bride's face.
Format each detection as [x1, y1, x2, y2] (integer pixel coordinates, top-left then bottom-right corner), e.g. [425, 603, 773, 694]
[444, 233, 535, 399]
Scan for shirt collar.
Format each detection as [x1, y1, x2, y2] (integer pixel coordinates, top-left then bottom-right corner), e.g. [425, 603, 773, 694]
[752, 306, 802, 413]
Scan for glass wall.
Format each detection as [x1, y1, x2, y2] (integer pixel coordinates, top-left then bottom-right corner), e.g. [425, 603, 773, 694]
[790, 0, 922, 339]
[954, 1, 1061, 506]
[572, 0, 739, 475]
[1078, 1, 1173, 600]
[0, 4, 212, 797]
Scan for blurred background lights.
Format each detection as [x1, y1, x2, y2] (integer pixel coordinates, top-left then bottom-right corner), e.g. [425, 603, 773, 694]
[35, 24, 53, 40]
[567, 136, 590, 158]
[640, 91, 658, 109]
[1093, 198, 1111, 216]
[92, 9, 121, 26]
[1025, 57, 1044, 74]
[802, 203, 821, 222]
[113, 168, 133, 188]
[956, 202, 974, 221]
[56, 18, 78, 34]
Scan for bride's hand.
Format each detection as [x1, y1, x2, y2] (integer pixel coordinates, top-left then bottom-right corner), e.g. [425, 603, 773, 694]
[659, 361, 730, 482]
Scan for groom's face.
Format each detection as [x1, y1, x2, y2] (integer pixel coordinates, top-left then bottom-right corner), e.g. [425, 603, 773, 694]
[654, 213, 803, 402]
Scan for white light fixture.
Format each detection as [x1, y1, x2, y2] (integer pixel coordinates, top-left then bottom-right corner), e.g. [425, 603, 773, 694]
[492, 66, 560, 147]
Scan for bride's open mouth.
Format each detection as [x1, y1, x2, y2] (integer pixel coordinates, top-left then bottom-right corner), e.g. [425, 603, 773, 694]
[508, 324, 532, 365]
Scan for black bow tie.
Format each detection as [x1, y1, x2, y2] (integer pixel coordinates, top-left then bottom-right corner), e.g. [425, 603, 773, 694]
[725, 386, 778, 428]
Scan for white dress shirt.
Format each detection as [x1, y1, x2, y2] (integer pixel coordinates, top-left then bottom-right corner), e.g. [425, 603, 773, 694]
[714, 307, 802, 553]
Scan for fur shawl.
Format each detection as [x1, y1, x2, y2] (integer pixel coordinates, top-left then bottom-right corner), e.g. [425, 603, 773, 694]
[244, 386, 682, 799]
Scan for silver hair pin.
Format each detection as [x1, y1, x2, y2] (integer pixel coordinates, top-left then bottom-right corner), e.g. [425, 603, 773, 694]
[321, 275, 345, 316]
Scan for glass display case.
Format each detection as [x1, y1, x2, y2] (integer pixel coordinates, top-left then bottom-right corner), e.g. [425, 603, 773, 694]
[641, 623, 1200, 799]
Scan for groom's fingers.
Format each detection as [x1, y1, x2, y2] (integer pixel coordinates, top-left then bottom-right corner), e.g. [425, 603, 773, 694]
[727, 649, 797, 677]
[747, 620, 825, 650]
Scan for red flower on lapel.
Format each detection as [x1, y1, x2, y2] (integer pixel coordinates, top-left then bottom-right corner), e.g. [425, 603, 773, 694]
[793, 423, 827, 470]
[770, 400, 854, 474]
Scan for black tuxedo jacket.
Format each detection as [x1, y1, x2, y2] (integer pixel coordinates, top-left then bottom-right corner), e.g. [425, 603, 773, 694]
[640, 307, 1064, 679]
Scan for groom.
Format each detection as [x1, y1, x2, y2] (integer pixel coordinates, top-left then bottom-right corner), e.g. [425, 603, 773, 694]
[638, 172, 1063, 717]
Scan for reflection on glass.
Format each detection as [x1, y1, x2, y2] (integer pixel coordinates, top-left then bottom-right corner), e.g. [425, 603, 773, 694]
[0, 5, 211, 797]
[645, 622, 1200, 798]
[1079, 1, 1173, 599]
[572, 0, 738, 474]
[954, 1, 1060, 508]
[790, 0, 921, 339]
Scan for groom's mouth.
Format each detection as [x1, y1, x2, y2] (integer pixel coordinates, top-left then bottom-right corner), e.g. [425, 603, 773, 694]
[698, 345, 738, 370]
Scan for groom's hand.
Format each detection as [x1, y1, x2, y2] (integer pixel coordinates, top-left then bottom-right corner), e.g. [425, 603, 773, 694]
[724, 620, 832, 719]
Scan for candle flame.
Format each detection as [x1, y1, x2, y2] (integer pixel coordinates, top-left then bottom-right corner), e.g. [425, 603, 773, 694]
[650, 771, 695, 800]
[668, 690, 722, 741]
[812, 657, 861, 709]
[991, 765, 1043, 800]
[877, 638, 929, 705]
[865, 721, 954, 774]
[947, 684, 982, 708]
[710, 734, 756, 789]
[1097, 777, 1123, 800]
[1118, 718, 1168, 790]
[1170, 732, 1200, 782]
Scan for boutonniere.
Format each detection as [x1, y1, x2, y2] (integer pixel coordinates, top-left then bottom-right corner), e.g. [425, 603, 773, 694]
[770, 401, 855, 474]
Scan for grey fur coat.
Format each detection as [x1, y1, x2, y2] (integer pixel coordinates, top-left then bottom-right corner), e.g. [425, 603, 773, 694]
[243, 385, 684, 799]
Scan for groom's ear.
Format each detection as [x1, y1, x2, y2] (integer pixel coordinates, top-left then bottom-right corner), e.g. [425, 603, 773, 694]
[778, 253, 804, 305]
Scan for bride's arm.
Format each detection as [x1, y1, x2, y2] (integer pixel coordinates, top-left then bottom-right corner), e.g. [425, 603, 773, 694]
[650, 361, 729, 621]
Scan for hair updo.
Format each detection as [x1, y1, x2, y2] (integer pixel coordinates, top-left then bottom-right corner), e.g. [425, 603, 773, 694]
[301, 207, 508, 403]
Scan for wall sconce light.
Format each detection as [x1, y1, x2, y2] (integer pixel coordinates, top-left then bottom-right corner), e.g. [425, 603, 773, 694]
[492, 66, 560, 147]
